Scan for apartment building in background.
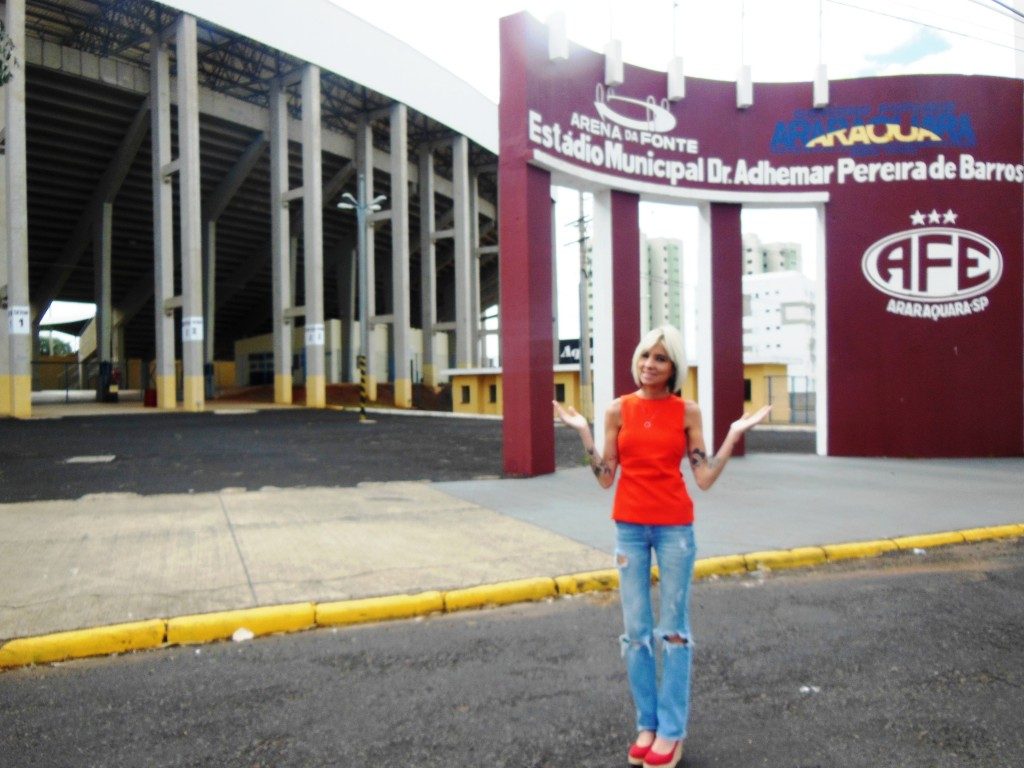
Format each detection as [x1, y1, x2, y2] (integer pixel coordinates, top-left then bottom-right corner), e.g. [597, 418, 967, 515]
[742, 233, 816, 380]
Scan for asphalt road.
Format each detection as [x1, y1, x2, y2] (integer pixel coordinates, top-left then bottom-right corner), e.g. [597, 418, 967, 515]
[2, 539, 1020, 768]
[0, 409, 812, 503]
[0, 410, 585, 502]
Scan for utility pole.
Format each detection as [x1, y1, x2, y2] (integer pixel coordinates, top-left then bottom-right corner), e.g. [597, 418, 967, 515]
[338, 173, 386, 423]
[575, 191, 593, 421]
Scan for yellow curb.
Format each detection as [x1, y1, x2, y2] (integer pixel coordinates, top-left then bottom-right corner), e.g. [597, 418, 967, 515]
[694, 555, 747, 579]
[4, 525, 1021, 671]
[554, 569, 619, 595]
[744, 546, 828, 572]
[958, 524, 1024, 543]
[0, 619, 166, 669]
[316, 592, 444, 627]
[892, 531, 966, 550]
[823, 539, 899, 562]
[166, 603, 315, 646]
[443, 577, 557, 612]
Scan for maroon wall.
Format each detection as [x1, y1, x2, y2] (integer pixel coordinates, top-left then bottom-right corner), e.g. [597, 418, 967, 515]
[611, 191, 642, 397]
[499, 15, 554, 476]
[710, 204, 746, 454]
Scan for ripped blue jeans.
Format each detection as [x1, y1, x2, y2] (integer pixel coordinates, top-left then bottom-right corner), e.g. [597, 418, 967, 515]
[615, 522, 696, 741]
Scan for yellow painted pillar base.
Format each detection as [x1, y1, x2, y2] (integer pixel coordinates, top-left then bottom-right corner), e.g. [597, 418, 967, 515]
[393, 378, 412, 408]
[155, 375, 176, 409]
[274, 374, 292, 405]
[182, 376, 205, 412]
[8, 375, 32, 419]
[421, 363, 437, 388]
[366, 375, 377, 403]
[0, 376, 10, 416]
[305, 374, 326, 408]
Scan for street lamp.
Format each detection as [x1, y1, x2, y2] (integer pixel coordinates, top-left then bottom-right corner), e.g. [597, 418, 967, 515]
[337, 172, 386, 423]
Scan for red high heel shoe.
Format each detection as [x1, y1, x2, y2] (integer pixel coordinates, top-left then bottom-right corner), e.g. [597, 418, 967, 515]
[642, 740, 683, 768]
[628, 739, 652, 766]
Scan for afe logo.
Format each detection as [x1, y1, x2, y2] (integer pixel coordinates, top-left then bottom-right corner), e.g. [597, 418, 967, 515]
[861, 227, 1002, 301]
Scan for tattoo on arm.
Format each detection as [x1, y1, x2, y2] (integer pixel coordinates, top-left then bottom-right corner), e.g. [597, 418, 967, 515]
[586, 446, 612, 478]
[690, 448, 719, 470]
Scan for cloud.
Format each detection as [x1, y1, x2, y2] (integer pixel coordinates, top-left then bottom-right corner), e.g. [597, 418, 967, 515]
[864, 28, 952, 68]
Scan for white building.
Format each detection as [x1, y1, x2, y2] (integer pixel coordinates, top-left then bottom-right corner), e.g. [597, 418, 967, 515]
[641, 237, 684, 332]
[742, 236, 815, 381]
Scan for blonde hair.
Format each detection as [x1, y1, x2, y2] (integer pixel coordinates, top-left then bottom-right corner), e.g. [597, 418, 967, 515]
[631, 325, 687, 395]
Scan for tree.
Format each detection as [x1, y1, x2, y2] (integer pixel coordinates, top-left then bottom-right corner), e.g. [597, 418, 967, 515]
[40, 335, 74, 357]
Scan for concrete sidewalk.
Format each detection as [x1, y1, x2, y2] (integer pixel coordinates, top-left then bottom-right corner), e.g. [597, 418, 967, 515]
[1, 449, 1021, 647]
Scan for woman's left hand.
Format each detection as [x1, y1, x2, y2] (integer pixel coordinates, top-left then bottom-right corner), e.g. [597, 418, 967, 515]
[730, 404, 772, 434]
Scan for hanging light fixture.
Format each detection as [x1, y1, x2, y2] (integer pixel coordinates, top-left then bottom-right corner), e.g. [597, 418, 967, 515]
[813, 0, 829, 107]
[667, 0, 685, 100]
[605, 5, 623, 86]
[737, 0, 753, 108]
[548, 11, 568, 61]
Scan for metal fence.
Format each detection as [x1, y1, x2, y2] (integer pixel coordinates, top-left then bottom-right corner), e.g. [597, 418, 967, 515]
[765, 375, 816, 425]
[31, 359, 94, 393]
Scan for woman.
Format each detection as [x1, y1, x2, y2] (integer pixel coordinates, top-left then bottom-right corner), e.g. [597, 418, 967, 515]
[554, 324, 770, 768]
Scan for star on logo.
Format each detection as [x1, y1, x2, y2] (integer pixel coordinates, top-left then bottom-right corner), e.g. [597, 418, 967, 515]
[928, 209, 942, 224]
[942, 209, 958, 224]
[910, 210, 926, 226]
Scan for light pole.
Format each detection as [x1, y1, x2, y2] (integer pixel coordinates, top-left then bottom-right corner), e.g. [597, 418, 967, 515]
[338, 172, 386, 423]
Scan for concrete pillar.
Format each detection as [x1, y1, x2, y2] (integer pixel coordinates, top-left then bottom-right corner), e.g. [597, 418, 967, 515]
[150, 32, 176, 409]
[93, 202, 114, 401]
[0, 73, 10, 415]
[470, 171, 482, 366]
[335, 237, 356, 385]
[3, 0, 31, 418]
[176, 14, 204, 412]
[590, 190, 641, 451]
[203, 220, 216, 398]
[356, 118, 377, 400]
[591, 191, 614, 450]
[418, 148, 437, 386]
[302, 64, 326, 408]
[452, 135, 473, 368]
[389, 103, 412, 407]
[269, 79, 292, 404]
[336, 238, 356, 383]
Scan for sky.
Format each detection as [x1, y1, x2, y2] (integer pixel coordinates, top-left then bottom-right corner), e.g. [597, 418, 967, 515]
[46, 1, 1024, 348]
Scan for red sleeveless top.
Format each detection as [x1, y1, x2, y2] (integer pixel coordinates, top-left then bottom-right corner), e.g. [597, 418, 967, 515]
[612, 393, 694, 526]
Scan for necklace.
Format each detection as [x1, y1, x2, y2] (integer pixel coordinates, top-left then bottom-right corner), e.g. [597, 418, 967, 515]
[637, 395, 660, 429]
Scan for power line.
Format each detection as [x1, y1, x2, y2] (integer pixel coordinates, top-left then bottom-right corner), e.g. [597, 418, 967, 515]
[966, 0, 1024, 25]
[984, 0, 1024, 22]
[828, 0, 1024, 55]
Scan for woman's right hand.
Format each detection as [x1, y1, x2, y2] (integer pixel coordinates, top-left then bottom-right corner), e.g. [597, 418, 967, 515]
[553, 400, 588, 431]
